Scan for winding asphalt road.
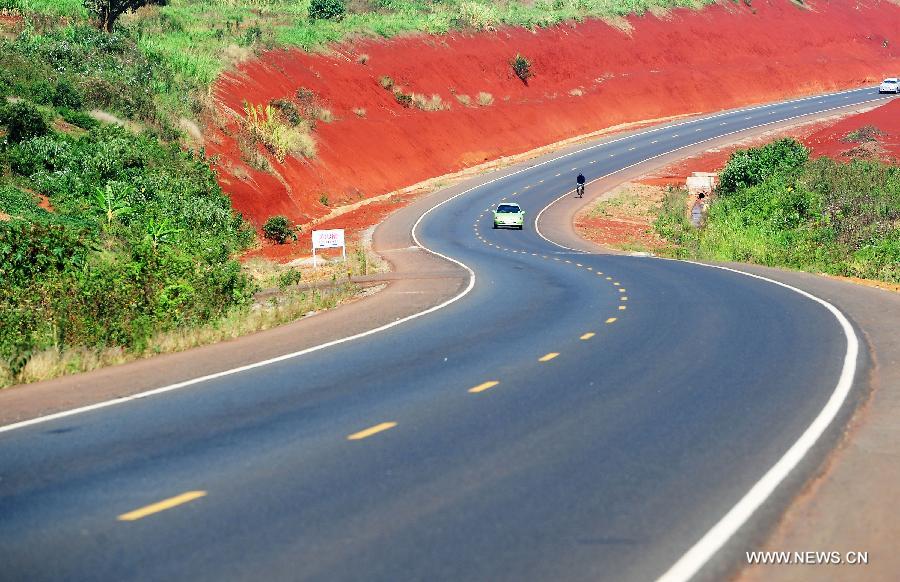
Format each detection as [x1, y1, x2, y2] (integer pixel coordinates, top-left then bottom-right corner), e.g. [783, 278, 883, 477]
[0, 87, 892, 581]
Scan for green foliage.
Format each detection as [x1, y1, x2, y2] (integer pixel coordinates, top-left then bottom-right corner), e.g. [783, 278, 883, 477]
[393, 89, 413, 108]
[655, 147, 900, 284]
[0, 24, 174, 129]
[59, 107, 100, 129]
[510, 53, 533, 83]
[717, 138, 809, 195]
[309, 0, 345, 21]
[0, 123, 255, 374]
[83, 0, 166, 32]
[262, 215, 295, 244]
[277, 268, 302, 290]
[0, 101, 51, 143]
[52, 79, 84, 110]
[842, 125, 882, 144]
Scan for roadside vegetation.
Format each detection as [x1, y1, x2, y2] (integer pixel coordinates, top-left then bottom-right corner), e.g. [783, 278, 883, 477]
[0, 0, 714, 386]
[654, 138, 900, 284]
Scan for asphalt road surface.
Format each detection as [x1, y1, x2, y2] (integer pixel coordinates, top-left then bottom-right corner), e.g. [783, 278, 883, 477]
[0, 87, 890, 582]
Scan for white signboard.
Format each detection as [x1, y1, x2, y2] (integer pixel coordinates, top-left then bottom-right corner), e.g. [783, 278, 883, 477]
[312, 229, 345, 249]
[311, 229, 346, 267]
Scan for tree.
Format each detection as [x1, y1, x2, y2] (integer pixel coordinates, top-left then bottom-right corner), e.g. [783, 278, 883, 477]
[84, 0, 167, 32]
[308, 0, 345, 21]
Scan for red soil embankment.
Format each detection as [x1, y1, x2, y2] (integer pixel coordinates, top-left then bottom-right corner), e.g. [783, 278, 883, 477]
[208, 0, 900, 258]
[805, 97, 900, 161]
[640, 98, 900, 187]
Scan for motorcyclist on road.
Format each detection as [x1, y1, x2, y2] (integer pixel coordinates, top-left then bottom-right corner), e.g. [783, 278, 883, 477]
[576, 173, 586, 197]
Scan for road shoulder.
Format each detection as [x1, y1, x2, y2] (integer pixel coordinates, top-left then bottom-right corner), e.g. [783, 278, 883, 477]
[0, 181, 475, 427]
[541, 124, 900, 581]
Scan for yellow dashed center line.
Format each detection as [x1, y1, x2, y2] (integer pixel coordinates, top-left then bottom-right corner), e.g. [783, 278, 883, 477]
[347, 422, 397, 441]
[469, 381, 500, 394]
[596, 272, 604, 276]
[619, 305, 627, 310]
[606, 317, 617, 324]
[621, 296, 628, 301]
[576, 263, 583, 267]
[606, 276, 612, 280]
[118, 491, 207, 522]
[619, 289, 626, 293]
[613, 282, 620, 286]
[539, 352, 560, 362]
[580, 332, 595, 340]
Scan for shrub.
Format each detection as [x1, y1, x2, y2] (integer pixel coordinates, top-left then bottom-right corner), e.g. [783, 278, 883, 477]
[262, 215, 295, 244]
[52, 80, 84, 110]
[412, 93, 447, 111]
[718, 138, 809, 195]
[309, 0, 345, 21]
[59, 107, 100, 130]
[379, 75, 394, 90]
[84, 0, 166, 32]
[842, 125, 882, 143]
[0, 101, 51, 143]
[352, 107, 366, 117]
[476, 91, 494, 106]
[278, 268, 302, 290]
[243, 102, 316, 162]
[393, 89, 413, 108]
[510, 53, 533, 83]
[455, 94, 472, 106]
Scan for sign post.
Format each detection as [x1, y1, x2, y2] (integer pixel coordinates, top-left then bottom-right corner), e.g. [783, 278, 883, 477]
[311, 229, 346, 269]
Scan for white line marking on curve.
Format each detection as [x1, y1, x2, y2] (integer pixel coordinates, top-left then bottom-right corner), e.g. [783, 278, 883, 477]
[653, 260, 858, 582]
[1, 87, 881, 435]
[533, 93, 886, 252]
[533, 95, 869, 582]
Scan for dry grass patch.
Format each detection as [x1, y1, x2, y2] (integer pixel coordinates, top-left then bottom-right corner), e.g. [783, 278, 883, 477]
[476, 91, 494, 106]
[412, 93, 448, 111]
[243, 102, 316, 162]
[455, 93, 472, 106]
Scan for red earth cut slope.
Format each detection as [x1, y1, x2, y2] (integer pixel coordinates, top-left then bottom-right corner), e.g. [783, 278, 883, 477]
[208, 0, 900, 235]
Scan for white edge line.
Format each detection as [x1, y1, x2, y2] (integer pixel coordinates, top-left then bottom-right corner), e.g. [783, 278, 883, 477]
[653, 260, 858, 582]
[532, 99, 867, 580]
[2, 173, 512, 434]
[0, 88, 879, 435]
[533, 93, 888, 252]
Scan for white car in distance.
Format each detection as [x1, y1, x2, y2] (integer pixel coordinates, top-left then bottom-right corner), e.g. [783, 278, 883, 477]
[879, 78, 899, 93]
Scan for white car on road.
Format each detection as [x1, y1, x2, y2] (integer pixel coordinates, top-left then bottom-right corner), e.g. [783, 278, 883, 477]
[879, 78, 899, 93]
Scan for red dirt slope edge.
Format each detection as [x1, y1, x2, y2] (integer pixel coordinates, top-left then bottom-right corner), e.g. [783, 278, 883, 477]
[641, 98, 900, 188]
[208, 0, 900, 257]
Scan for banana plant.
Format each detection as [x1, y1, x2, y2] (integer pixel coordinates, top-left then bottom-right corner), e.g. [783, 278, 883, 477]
[144, 217, 183, 251]
[92, 184, 134, 228]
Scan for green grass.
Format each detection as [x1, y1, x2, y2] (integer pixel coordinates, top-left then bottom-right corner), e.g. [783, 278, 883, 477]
[654, 140, 900, 283]
[0, 0, 717, 384]
[5, 0, 713, 118]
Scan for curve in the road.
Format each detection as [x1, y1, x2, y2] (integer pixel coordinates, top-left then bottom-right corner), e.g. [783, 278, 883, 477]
[0, 86, 888, 582]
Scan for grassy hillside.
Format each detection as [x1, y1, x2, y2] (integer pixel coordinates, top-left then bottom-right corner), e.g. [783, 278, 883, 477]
[654, 139, 900, 283]
[0, 0, 713, 384]
[3, 0, 714, 117]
